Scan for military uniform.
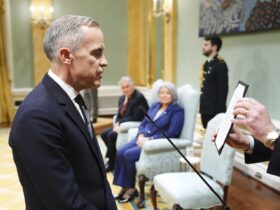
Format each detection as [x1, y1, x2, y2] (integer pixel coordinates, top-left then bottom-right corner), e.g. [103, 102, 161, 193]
[200, 55, 228, 128]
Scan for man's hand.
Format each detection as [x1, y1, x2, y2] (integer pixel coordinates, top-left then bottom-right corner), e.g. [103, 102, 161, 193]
[232, 97, 275, 144]
[113, 123, 120, 133]
[227, 126, 251, 151]
[213, 126, 250, 151]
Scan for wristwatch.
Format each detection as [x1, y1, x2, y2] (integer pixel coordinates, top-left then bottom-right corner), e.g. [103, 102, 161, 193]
[264, 128, 280, 148]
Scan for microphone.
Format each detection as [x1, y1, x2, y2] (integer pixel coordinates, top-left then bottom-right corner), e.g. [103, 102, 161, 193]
[138, 106, 230, 210]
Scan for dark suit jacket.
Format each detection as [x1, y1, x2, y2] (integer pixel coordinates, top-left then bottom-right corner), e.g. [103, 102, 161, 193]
[245, 139, 280, 177]
[200, 55, 228, 115]
[116, 89, 149, 124]
[9, 74, 117, 210]
[137, 102, 184, 139]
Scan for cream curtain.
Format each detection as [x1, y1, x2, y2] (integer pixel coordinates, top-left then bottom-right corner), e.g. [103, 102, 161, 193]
[0, 0, 14, 124]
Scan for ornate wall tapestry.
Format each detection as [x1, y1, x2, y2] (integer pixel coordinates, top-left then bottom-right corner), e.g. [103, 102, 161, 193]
[199, 0, 280, 36]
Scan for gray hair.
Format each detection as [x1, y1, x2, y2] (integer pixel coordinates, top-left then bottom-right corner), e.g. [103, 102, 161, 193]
[43, 15, 99, 61]
[118, 76, 134, 86]
[158, 81, 178, 102]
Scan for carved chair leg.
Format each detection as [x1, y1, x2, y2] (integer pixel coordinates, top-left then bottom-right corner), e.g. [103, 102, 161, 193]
[223, 185, 229, 206]
[210, 185, 228, 210]
[137, 174, 149, 208]
[173, 204, 184, 210]
[150, 184, 157, 210]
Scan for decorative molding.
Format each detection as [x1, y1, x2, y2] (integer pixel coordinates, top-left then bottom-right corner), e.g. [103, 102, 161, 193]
[148, 0, 155, 87]
[163, 0, 177, 83]
[3, 0, 14, 88]
[11, 86, 151, 116]
[32, 0, 52, 85]
[11, 88, 32, 108]
[12, 88, 33, 96]
[127, 0, 148, 86]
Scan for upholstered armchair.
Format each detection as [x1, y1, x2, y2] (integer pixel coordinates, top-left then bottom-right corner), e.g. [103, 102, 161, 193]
[116, 79, 164, 150]
[134, 84, 200, 207]
[153, 114, 236, 210]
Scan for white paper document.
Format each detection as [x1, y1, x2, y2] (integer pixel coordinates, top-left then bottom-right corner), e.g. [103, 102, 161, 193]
[215, 81, 249, 154]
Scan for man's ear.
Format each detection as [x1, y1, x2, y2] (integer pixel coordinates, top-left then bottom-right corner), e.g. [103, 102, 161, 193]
[59, 48, 73, 64]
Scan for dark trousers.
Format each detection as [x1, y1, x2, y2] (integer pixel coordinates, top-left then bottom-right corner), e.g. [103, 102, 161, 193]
[100, 128, 118, 160]
[113, 138, 141, 188]
[201, 114, 216, 129]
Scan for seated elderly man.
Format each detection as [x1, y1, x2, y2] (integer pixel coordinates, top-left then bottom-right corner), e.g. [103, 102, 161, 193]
[101, 76, 149, 172]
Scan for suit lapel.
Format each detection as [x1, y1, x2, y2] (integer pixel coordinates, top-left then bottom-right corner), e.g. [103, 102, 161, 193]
[150, 103, 161, 119]
[154, 103, 174, 122]
[42, 74, 105, 176]
[65, 105, 105, 173]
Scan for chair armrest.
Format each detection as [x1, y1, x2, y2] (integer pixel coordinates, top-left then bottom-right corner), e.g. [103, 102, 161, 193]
[142, 139, 192, 154]
[128, 128, 139, 140]
[136, 139, 192, 178]
[119, 121, 141, 133]
[112, 115, 117, 126]
[116, 127, 139, 150]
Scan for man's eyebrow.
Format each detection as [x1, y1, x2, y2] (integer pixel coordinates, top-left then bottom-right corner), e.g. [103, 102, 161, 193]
[93, 46, 104, 51]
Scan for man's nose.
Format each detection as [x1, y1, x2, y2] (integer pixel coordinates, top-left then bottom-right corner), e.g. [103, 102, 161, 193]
[101, 55, 108, 67]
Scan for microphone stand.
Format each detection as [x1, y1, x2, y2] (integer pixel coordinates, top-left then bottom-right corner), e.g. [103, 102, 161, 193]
[139, 107, 230, 210]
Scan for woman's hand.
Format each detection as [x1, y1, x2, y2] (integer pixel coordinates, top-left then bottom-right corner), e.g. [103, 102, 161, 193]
[136, 135, 149, 148]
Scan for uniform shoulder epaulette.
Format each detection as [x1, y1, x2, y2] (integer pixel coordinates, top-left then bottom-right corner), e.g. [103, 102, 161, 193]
[217, 56, 225, 63]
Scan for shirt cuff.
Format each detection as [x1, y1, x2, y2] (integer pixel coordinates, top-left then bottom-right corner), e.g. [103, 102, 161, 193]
[245, 135, 254, 154]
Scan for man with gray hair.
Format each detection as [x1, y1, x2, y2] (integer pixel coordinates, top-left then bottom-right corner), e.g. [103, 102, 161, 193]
[9, 15, 117, 210]
[101, 76, 149, 172]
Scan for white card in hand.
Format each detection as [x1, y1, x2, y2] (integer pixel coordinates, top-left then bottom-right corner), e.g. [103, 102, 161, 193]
[215, 81, 249, 154]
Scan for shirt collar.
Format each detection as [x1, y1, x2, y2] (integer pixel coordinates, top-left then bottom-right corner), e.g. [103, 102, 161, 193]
[207, 54, 218, 62]
[48, 70, 79, 100]
[207, 57, 212, 62]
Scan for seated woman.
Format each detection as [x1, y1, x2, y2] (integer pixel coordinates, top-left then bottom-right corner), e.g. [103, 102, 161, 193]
[112, 81, 185, 203]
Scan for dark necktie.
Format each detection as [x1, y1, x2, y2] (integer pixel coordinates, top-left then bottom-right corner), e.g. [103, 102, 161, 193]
[74, 94, 93, 138]
[120, 100, 129, 117]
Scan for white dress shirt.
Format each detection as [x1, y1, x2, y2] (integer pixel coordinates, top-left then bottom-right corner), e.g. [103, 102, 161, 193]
[48, 70, 85, 121]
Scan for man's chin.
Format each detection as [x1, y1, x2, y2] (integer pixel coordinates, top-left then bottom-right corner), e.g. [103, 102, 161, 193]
[93, 81, 101, 88]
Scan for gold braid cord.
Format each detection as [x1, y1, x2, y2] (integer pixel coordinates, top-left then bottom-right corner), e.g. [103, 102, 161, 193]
[217, 55, 225, 63]
[199, 62, 205, 89]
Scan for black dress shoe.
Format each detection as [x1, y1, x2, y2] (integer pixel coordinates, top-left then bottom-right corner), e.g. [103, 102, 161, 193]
[118, 189, 139, 203]
[114, 188, 126, 200]
[114, 194, 123, 200]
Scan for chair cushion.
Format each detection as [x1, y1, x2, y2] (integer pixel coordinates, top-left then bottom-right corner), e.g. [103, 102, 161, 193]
[177, 84, 199, 140]
[154, 172, 224, 209]
[200, 113, 235, 185]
